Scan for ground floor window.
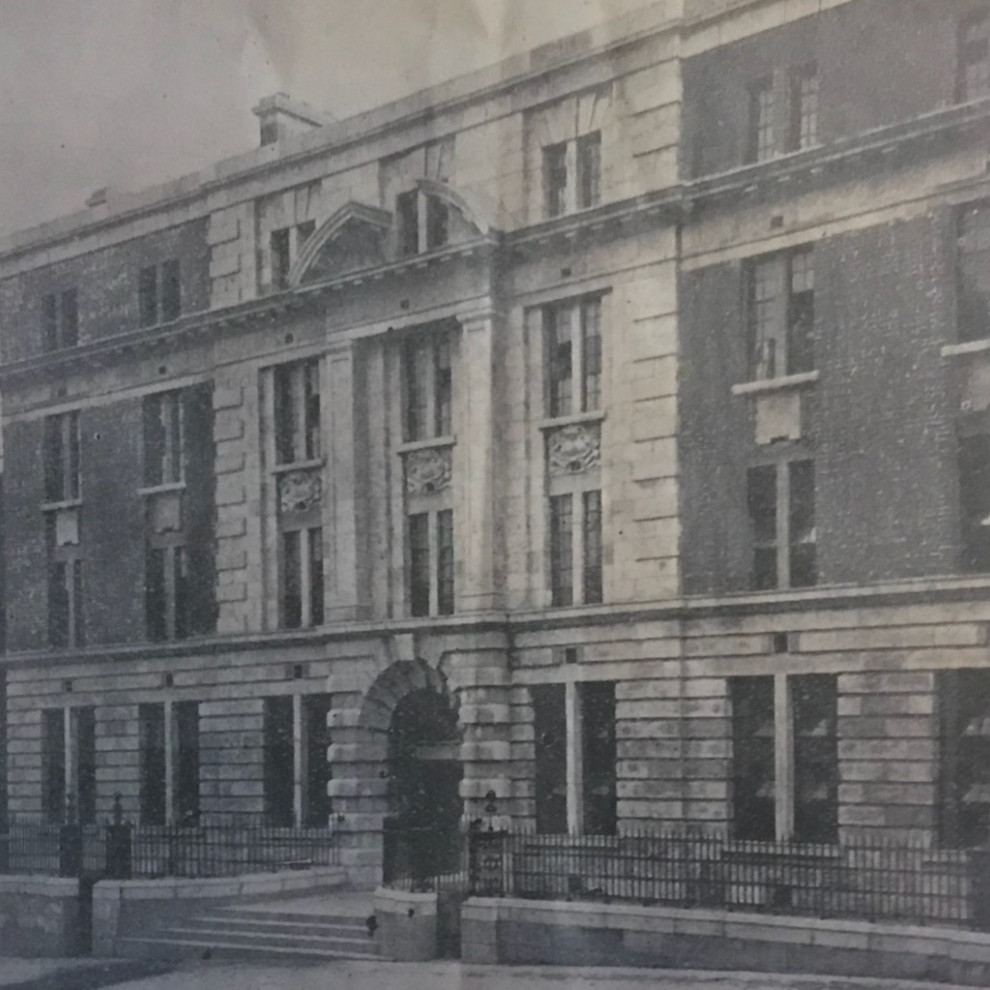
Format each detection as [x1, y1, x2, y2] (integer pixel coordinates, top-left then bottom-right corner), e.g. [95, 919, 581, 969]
[939, 668, 990, 847]
[532, 680, 616, 835]
[730, 673, 837, 843]
[41, 706, 96, 824]
[264, 692, 333, 827]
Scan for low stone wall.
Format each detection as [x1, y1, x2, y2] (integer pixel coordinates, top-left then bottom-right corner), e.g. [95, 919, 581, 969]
[374, 887, 438, 961]
[93, 865, 347, 957]
[462, 897, 990, 987]
[0, 876, 82, 957]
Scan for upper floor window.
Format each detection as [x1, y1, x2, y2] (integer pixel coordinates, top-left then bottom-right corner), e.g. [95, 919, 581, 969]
[281, 526, 324, 629]
[960, 434, 990, 573]
[46, 513, 84, 649]
[544, 130, 602, 218]
[747, 66, 820, 163]
[549, 490, 603, 608]
[544, 296, 603, 418]
[748, 78, 775, 163]
[138, 259, 181, 328]
[958, 202, 990, 343]
[42, 289, 78, 352]
[404, 332, 453, 441]
[142, 390, 184, 487]
[787, 63, 819, 152]
[409, 508, 454, 617]
[746, 247, 814, 380]
[43, 412, 80, 503]
[747, 459, 817, 591]
[395, 189, 450, 257]
[274, 359, 321, 465]
[960, 14, 990, 102]
[271, 221, 315, 291]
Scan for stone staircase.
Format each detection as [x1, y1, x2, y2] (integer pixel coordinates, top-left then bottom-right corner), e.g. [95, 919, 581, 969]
[116, 892, 380, 963]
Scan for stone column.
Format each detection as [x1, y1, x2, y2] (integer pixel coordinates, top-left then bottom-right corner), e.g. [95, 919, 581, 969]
[455, 310, 502, 613]
[323, 344, 367, 621]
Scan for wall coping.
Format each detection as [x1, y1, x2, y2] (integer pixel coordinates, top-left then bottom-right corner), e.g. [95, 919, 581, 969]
[94, 865, 346, 902]
[0, 876, 80, 896]
[464, 897, 990, 963]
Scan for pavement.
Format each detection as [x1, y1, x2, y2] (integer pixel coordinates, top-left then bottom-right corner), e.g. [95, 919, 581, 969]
[0, 958, 984, 990]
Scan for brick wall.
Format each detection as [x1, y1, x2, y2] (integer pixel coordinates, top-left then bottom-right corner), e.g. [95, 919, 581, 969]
[0, 218, 210, 363]
[680, 214, 959, 596]
[682, 0, 959, 178]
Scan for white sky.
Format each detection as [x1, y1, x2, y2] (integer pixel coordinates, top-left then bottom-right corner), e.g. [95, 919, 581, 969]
[0, 0, 656, 235]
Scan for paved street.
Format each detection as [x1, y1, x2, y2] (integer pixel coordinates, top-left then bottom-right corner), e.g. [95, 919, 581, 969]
[0, 959, 980, 990]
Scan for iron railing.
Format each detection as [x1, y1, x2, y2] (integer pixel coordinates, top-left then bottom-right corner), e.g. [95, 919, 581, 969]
[463, 829, 976, 930]
[0, 816, 338, 880]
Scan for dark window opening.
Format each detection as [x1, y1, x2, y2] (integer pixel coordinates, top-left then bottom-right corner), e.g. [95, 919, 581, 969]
[281, 530, 302, 629]
[309, 527, 324, 627]
[44, 412, 80, 503]
[271, 228, 292, 291]
[958, 202, 990, 343]
[792, 674, 837, 843]
[304, 693, 333, 826]
[581, 298, 603, 411]
[544, 142, 568, 218]
[581, 681, 617, 835]
[396, 190, 419, 257]
[960, 434, 990, 572]
[789, 460, 817, 588]
[425, 195, 449, 251]
[731, 677, 775, 841]
[42, 290, 79, 352]
[41, 709, 66, 823]
[296, 219, 316, 250]
[434, 336, 453, 437]
[747, 249, 814, 379]
[748, 464, 778, 590]
[142, 390, 184, 487]
[174, 701, 200, 825]
[409, 513, 431, 618]
[138, 265, 158, 327]
[748, 78, 775, 163]
[139, 703, 166, 826]
[550, 494, 574, 607]
[576, 132, 602, 210]
[263, 696, 294, 827]
[161, 259, 181, 323]
[274, 360, 321, 465]
[940, 668, 990, 848]
[437, 509, 455, 616]
[546, 305, 573, 418]
[532, 684, 567, 834]
[75, 707, 97, 826]
[404, 333, 452, 442]
[583, 490, 603, 605]
[788, 64, 819, 151]
[787, 249, 815, 374]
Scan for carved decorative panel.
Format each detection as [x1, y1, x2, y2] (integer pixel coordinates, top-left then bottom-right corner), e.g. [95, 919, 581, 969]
[405, 446, 452, 496]
[278, 470, 322, 515]
[547, 423, 601, 476]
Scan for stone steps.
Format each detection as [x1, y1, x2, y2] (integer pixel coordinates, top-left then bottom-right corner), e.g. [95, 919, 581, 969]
[116, 895, 380, 963]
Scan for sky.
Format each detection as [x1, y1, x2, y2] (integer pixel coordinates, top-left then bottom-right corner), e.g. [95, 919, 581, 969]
[0, 0, 658, 236]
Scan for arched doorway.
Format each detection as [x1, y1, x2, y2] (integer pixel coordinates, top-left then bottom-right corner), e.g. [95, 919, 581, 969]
[384, 685, 463, 881]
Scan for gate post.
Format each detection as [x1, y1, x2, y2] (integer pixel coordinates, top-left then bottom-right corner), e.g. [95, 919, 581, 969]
[971, 846, 990, 931]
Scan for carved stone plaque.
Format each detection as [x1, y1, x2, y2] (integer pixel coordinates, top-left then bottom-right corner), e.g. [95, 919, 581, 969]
[547, 423, 601, 476]
[405, 446, 452, 495]
[278, 470, 322, 514]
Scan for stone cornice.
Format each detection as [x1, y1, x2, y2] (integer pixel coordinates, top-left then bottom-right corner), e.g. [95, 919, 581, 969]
[4, 573, 989, 669]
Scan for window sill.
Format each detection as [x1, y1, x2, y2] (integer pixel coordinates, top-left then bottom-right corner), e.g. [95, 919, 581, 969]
[138, 482, 186, 497]
[41, 498, 82, 512]
[731, 371, 820, 397]
[396, 435, 456, 454]
[539, 410, 606, 431]
[271, 458, 325, 475]
[942, 339, 990, 358]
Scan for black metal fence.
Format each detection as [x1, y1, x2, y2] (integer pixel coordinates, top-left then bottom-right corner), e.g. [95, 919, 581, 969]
[0, 816, 338, 880]
[384, 826, 987, 931]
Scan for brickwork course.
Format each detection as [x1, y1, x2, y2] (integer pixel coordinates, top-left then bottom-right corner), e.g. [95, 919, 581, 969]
[0, 0, 989, 886]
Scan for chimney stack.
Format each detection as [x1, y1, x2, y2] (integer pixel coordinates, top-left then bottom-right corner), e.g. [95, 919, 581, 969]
[252, 94, 335, 147]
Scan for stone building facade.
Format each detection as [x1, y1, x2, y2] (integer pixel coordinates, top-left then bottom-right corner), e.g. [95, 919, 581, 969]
[0, 0, 989, 882]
